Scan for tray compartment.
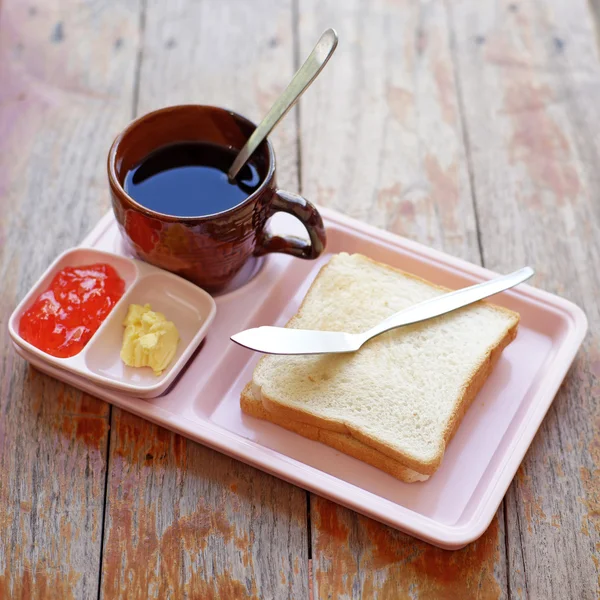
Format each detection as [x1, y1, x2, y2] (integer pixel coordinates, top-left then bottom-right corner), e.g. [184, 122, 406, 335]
[84, 271, 215, 389]
[8, 248, 139, 363]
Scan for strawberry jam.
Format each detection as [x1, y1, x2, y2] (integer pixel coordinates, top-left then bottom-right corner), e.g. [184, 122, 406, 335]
[19, 263, 125, 358]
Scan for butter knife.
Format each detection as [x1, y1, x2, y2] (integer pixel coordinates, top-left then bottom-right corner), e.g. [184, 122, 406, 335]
[231, 266, 534, 355]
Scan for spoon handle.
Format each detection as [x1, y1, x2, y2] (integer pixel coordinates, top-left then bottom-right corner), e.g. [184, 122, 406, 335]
[364, 267, 535, 342]
[228, 28, 338, 180]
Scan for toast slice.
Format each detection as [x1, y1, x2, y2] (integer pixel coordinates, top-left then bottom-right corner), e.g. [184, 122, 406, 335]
[241, 383, 429, 482]
[249, 253, 519, 476]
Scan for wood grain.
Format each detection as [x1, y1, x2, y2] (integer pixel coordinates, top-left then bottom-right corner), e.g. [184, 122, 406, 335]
[99, 1, 309, 597]
[312, 496, 506, 600]
[3, 0, 599, 597]
[100, 410, 308, 599]
[296, 0, 480, 261]
[135, 0, 299, 191]
[0, 0, 140, 597]
[449, 0, 600, 597]
[297, 1, 507, 597]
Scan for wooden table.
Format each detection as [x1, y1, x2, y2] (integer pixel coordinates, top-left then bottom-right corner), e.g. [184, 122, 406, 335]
[1, 0, 598, 597]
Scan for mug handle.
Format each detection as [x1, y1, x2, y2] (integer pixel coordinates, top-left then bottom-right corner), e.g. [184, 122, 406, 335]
[255, 190, 326, 259]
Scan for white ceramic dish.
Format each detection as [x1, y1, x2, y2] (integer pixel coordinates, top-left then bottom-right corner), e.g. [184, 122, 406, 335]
[8, 247, 216, 398]
[9, 208, 587, 548]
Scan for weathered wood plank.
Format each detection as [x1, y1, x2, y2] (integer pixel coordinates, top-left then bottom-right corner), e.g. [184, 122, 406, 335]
[449, 0, 600, 597]
[312, 496, 506, 599]
[101, 411, 308, 599]
[100, 1, 308, 597]
[297, 0, 507, 597]
[297, 0, 480, 261]
[0, 0, 140, 597]
[135, 0, 299, 191]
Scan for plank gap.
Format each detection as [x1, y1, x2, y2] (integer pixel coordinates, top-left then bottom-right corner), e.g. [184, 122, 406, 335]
[131, 0, 148, 120]
[98, 0, 146, 594]
[445, 5, 512, 596]
[305, 491, 312, 560]
[96, 404, 113, 600]
[292, 0, 311, 572]
[513, 496, 530, 599]
[443, 0, 486, 268]
[503, 501, 512, 599]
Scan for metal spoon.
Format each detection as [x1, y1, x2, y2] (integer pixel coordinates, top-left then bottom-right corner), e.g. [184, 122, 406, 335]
[228, 28, 338, 181]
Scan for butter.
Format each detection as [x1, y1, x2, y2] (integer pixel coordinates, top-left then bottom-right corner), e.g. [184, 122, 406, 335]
[120, 303, 179, 375]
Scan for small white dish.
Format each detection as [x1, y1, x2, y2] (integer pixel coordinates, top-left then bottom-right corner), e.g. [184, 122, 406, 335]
[8, 247, 217, 398]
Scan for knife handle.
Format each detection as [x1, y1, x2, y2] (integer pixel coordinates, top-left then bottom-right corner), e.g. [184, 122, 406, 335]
[364, 267, 534, 341]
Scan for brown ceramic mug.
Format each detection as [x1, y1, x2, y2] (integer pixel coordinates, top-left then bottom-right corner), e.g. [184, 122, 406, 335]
[107, 105, 326, 292]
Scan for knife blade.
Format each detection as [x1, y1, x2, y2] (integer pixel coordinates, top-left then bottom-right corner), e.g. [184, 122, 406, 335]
[230, 266, 534, 355]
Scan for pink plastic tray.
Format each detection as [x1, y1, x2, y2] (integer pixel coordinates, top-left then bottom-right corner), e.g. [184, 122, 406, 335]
[8, 248, 216, 398]
[10, 207, 587, 549]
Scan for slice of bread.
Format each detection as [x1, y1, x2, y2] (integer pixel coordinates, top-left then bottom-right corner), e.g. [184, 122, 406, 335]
[248, 253, 519, 476]
[241, 383, 429, 482]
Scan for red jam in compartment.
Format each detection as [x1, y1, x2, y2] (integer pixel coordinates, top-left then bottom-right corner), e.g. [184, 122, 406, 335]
[19, 263, 125, 358]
